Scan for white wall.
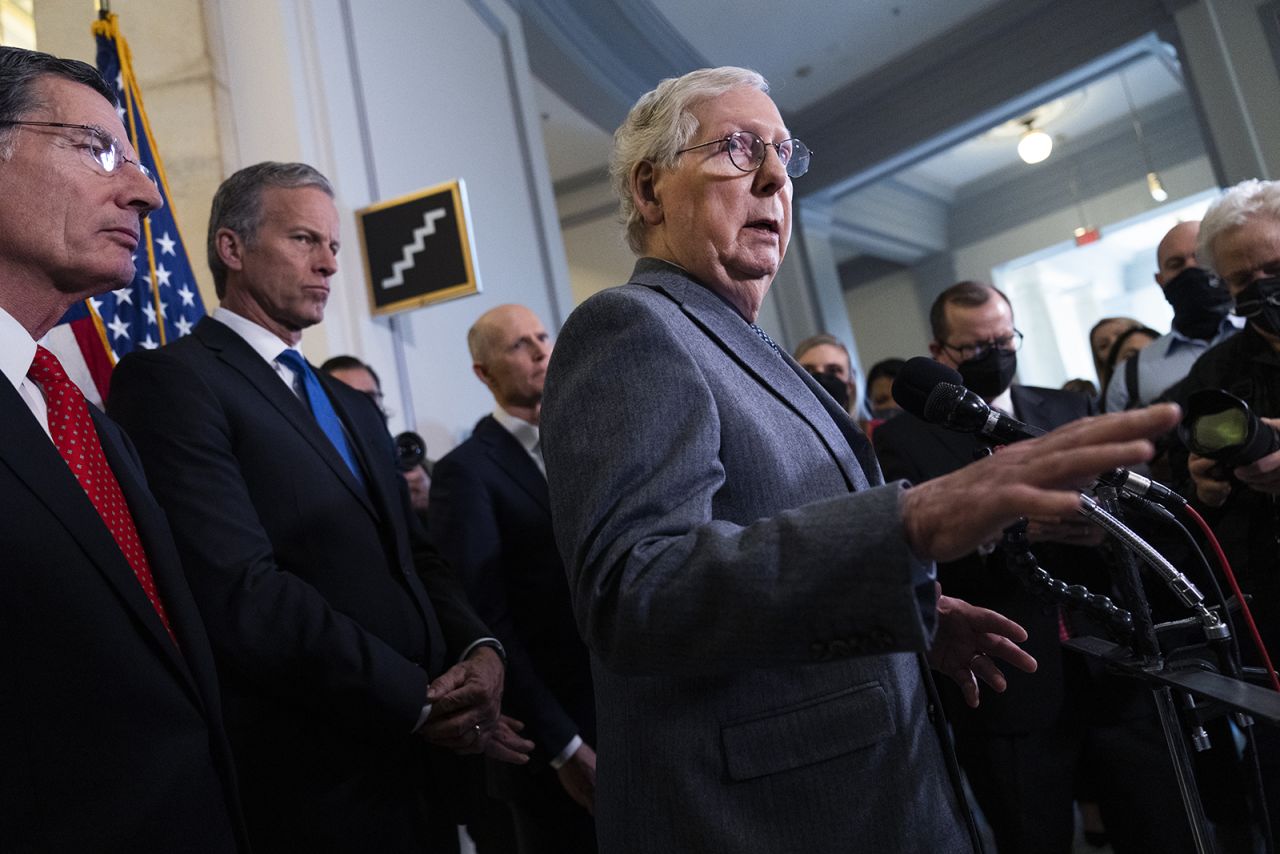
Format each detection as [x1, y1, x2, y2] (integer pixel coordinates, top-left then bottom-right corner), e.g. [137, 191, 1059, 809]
[844, 269, 930, 369]
[206, 0, 574, 454]
[561, 216, 636, 305]
[951, 157, 1218, 284]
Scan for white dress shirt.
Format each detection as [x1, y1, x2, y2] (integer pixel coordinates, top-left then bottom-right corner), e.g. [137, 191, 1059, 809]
[0, 305, 49, 438]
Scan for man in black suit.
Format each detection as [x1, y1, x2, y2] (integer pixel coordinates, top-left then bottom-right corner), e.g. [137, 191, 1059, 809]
[430, 304, 597, 853]
[0, 47, 247, 851]
[108, 161, 531, 852]
[873, 281, 1190, 854]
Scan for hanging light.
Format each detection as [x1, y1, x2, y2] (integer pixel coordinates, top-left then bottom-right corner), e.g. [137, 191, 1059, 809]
[1121, 69, 1167, 203]
[1147, 172, 1168, 202]
[1017, 119, 1053, 164]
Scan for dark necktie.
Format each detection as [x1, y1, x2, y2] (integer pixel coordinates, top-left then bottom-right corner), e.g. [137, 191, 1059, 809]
[275, 348, 365, 485]
[28, 345, 178, 644]
[750, 323, 781, 355]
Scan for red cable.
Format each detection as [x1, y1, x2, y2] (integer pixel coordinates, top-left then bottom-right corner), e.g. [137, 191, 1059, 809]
[1182, 503, 1280, 693]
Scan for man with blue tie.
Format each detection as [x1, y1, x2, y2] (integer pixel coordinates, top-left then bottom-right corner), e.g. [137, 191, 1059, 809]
[0, 46, 247, 851]
[108, 161, 531, 852]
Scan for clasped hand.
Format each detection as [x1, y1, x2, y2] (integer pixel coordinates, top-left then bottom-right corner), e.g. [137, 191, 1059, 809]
[420, 646, 533, 763]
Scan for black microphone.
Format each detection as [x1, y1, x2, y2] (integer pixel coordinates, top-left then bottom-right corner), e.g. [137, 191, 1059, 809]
[893, 358, 1187, 505]
[892, 356, 1044, 444]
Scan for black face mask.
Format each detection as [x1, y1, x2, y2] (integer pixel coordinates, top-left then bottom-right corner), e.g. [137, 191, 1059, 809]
[1234, 276, 1280, 339]
[808, 370, 850, 412]
[1164, 266, 1232, 340]
[958, 347, 1017, 401]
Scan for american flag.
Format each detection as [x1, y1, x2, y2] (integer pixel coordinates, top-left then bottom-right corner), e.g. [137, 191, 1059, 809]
[42, 12, 205, 406]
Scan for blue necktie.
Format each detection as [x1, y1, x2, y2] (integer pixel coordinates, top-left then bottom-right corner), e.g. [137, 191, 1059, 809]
[276, 349, 365, 486]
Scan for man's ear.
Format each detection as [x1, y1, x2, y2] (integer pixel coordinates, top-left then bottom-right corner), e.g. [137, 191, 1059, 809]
[215, 228, 246, 273]
[472, 363, 493, 388]
[631, 161, 664, 227]
[927, 340, 944, 360]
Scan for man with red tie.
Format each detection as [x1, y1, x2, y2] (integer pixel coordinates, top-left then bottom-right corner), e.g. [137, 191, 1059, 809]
[0, 47, 247, 851]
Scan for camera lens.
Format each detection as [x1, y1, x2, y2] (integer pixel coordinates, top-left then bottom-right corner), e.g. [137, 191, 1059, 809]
[1178, 389, 1280, 467]
[394, 431, 426, 472]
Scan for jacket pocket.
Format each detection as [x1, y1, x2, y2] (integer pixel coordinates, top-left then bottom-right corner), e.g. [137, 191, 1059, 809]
[721, 682, 895, 781]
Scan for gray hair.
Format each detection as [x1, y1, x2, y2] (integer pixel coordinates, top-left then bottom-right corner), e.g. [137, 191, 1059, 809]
[610, 66, 768, 255]
[207, 161, 335, 297]
[0, 47, 115, 158]
[1199, 179, 1280, 273]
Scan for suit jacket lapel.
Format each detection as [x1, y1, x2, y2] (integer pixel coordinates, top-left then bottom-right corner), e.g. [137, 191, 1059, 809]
[633, 261, 869, 492]
[1011, 385, 1049, 430]
[476, 416, 550, 512]
[194, 318, 377, 519]
[91, 409, 202, 693]
[0, 382, 195, 687]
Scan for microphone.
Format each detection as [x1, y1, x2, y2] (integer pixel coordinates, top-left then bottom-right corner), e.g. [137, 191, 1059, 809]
[892, 358, 1187, 506]
[892, 356, 1044, 444]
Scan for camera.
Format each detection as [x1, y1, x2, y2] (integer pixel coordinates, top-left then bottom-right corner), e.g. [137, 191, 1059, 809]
[393, 431, 427, 472]
[1178, 389, 1280, 469]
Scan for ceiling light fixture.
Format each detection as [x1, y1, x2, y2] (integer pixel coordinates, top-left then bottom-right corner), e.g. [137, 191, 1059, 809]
[1147, 172, 1169, 203]
[1120, 69, 1167, 203]
[1017, 119, 1053, 165]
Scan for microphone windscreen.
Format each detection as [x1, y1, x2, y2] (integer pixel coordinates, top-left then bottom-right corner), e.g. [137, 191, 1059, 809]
[924, 382, 968, 425]
[892, 357, 964, 419]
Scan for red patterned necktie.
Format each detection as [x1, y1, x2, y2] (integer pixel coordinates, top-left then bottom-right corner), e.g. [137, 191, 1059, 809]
[27, 345, 178, 645]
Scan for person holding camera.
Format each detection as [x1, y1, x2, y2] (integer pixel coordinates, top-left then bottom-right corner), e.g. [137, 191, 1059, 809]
[1174, 180, 1280, 569]
[1167, 179, 1280, 836]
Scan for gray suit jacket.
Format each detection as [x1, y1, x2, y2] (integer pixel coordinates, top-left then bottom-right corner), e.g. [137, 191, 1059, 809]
[541, 258, 975, 853]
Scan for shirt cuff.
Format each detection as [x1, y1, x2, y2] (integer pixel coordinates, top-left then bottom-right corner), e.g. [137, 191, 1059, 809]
[459, 637, 506, 663]
[412, 702, 433, 734]
[549, 734, 582, 769]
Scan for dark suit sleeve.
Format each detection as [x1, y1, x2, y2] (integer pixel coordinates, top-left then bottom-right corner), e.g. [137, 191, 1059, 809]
[872, 419, 927, 486]
[333, 384, 492, 659]
[428, 450, 580, 757]
[109, 351, 430, 733]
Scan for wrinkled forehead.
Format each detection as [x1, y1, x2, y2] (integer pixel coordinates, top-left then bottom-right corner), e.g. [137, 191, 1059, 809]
[689, 86, 788, 137]
[945, 297, 1014, 340]
[30, 74, 124, 133]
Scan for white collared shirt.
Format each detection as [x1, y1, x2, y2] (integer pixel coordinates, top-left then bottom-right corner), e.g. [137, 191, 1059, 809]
[989, 387, 1014, 418]
[491, 405, 545, 477]
[211, 306, 305, 395]
[0, 305, 49, 438]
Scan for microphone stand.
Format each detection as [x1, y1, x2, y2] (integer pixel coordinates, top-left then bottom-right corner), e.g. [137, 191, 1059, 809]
[1001, 497, 1280, 854]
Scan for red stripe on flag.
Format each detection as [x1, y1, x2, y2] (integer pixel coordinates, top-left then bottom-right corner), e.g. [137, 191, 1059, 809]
[69, 317, 114, 402]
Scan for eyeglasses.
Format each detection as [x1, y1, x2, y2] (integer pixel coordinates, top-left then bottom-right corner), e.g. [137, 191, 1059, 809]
[0, 120, 158, 188]
[940, 329, 1024, 362]
[676, 130, 812, 178]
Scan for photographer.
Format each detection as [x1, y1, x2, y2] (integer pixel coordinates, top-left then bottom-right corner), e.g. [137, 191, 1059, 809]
[1172, 181, 1280, 613]
[1168, 179, 1280, 834]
